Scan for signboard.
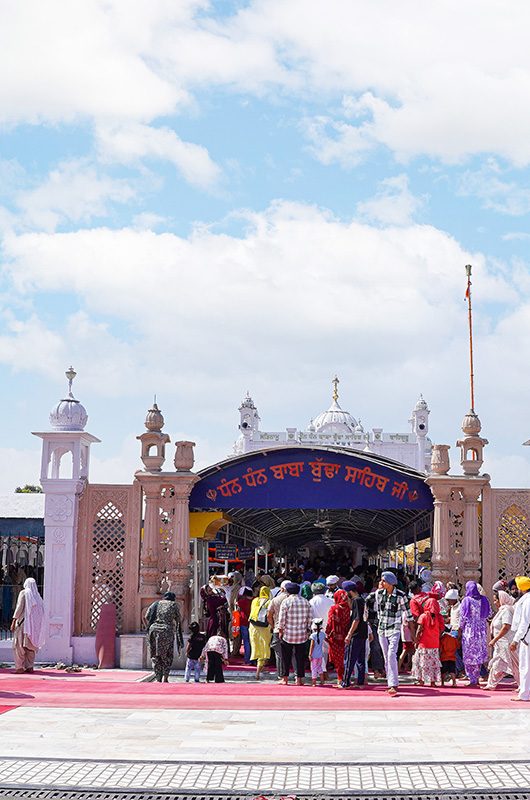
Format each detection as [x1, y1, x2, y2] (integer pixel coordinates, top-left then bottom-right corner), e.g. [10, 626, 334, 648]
[238, 546, 255, 560]
[190, 447, 433, 512]
[215, 543, 237, 560]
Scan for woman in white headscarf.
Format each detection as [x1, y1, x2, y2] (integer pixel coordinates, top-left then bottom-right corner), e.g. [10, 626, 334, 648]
[483, 589, 519, 690]
[10, 578, 45, 674]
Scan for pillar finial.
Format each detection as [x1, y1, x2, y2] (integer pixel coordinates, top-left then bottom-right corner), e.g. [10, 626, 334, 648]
[65, 366, 77, 399]
[332, 375, 339, 403]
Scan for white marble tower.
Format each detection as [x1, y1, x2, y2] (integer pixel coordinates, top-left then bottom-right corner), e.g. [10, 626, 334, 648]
[33, 368, 100, 664]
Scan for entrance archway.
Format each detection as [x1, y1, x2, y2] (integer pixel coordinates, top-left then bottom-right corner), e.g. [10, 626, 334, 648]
[189, 446, 433, 564]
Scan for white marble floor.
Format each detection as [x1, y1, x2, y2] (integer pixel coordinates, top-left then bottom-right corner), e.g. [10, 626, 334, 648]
[0, 707, 529, 764]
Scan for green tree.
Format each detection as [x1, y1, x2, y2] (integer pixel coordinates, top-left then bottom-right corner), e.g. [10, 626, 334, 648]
[15, 484, 43, 493]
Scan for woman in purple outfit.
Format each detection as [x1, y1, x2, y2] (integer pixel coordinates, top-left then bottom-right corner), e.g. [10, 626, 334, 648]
[459, 581, 491, 685]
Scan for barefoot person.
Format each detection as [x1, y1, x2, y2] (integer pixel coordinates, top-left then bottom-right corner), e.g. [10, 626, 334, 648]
[325, 589, 351, 687]
[145, 592, 184, 683]
[460, 581, 491, 687]
[278, 582, 312, 685]
[249, 586, 272, 680]
[412, 598, 444, 687]
[510, 575, 530, 702]
[11, 578, 45, 674]
[483, 590, 519, 691]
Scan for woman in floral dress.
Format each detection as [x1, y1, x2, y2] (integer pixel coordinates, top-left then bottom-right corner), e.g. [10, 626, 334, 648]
[145, 592, 184, 682]
[460, 581, 491, 686]
[412, 597, 445, 686]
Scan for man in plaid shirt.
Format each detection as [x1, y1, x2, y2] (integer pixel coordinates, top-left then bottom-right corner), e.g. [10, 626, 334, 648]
[278, 582, 312, 685]
[373, 571, 413, 696]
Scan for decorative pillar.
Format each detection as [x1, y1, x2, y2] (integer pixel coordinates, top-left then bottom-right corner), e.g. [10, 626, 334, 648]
[137, 480, 163, 596]
[457, 411, 488, 477]
[167, 442, 199, 619]
[457, 410, 489, 583]
[135, 403, 171, 600]
[135, 435, 198, 626]
[33, 368, 100, 664]
[461, 478, 489, 583]
[426, 478, 453, 584]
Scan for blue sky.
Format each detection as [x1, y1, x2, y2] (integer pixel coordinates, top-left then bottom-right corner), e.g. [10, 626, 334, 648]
[1, 0, 530, 491]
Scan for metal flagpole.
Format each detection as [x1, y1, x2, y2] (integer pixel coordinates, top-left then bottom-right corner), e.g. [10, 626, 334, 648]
[193, 538, 199, 621]
[465, 264, 475, 412]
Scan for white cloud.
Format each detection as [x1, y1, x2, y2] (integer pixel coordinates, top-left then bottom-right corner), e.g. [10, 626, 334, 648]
[15, 159, 135, 232]
[458, 160, 530, 216]
[302, 116, 372, 168]
[0, 445, 43, 494]
[357, 174, 424, 226]
[0, 201, 513, 399]
[0, 199, 528, 484]
[96, 123, 221, 190]
[132, 212, 168, 230]
[3, 2, 530, 167]
[0, 314, 65, 375]
[0, 309, 138, 398]
[0, 0, 189, 126]
[503, 232, 530, 241]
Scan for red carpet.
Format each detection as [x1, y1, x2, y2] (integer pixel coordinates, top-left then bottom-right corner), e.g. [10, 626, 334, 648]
[0, 667, 151, 682]
[0, 671, 524, 711]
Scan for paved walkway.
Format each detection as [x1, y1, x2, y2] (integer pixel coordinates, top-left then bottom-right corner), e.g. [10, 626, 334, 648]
[0, 669, 529, 795]
[1, 707, 529, 763]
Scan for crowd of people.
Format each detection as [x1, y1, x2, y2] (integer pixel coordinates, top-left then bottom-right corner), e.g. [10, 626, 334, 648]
[153, 561, 530, 699]
[8, 555, 530, 702]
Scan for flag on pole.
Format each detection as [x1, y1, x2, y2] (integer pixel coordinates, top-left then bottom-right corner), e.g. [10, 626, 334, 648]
[465, 263, 472, 301]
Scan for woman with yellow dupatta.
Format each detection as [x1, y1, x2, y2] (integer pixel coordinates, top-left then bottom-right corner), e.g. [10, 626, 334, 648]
[249, 586, 272, 680]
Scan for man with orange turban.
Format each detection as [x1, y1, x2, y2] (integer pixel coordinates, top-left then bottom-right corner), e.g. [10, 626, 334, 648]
[510, 576, 530, 702]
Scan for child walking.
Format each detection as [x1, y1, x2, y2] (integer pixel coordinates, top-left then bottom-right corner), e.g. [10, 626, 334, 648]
[185, 621, 206, 683]
[200, 634, 229, 683]
[309, 619, 326, 686]
[440, 627, 459, 687]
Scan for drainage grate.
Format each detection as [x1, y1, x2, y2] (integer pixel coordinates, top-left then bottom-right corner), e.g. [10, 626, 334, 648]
[2, 760, 530, 797]
[1, 791, 530, 800]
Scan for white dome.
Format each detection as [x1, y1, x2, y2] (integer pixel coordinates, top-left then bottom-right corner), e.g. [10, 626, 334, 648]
[49, 367, 87, 431]
[313, 399, 357, 434]
[415, 394, 429, 411]
[50, 398, 88, 431]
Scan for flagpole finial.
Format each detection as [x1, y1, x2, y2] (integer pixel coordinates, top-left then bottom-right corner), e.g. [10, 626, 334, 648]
[465, 264, 472, 278]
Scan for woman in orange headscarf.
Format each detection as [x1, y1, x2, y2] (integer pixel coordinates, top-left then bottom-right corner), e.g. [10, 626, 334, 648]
[325, 589, 351, 686]
[412, 597, 445, 686]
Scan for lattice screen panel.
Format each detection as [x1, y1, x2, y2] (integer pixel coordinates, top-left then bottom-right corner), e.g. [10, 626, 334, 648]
[497, 503, 530, 582]
[90, 501, 125, 632]
[449, 508, 464, 581]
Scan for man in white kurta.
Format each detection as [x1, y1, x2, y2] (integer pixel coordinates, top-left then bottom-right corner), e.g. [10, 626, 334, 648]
[510, 576, 530, 702]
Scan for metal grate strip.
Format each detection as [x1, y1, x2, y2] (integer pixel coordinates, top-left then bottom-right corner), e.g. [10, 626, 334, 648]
[2, 759, 530, 797]
[1, 790, 530, 800]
